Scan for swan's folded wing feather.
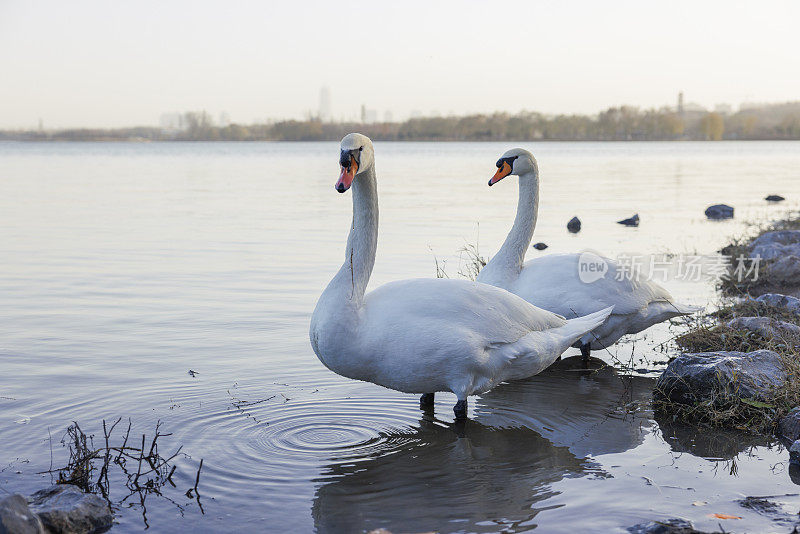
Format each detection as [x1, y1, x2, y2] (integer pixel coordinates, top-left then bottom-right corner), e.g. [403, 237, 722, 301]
[515, 253, 677, 317]
[362, 277, 566, 346]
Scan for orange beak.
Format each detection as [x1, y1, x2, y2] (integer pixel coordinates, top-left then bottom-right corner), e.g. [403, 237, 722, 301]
[336, 158, 358, 193]
[488, 161, 512, 186]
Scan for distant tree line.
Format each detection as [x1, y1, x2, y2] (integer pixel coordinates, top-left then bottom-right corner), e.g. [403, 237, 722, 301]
[3, 102, 800, 142]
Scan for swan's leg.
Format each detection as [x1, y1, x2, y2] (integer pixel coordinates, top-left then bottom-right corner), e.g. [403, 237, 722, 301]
[580, 342, 591, 362]
[419, 393, 435, 408]
[453, 399, 468, 420]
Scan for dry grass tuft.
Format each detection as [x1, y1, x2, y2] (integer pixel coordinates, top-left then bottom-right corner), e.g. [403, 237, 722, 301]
[457, 243, 487, 281]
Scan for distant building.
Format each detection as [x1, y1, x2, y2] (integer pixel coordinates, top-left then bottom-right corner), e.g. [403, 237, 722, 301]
[360, 104, 378, 124]
[319, 87, 331, 122]
[383, 110, 394, 123]
[677, 92, 684, 114]
[218, 112, 231, 127]
[714, 103, 733, 115]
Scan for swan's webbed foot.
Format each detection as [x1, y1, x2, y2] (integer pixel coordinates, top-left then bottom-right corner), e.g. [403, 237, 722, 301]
[580, 342, 591, 363]
[420, 393, 435, 408]
[453, 399, 468, 420]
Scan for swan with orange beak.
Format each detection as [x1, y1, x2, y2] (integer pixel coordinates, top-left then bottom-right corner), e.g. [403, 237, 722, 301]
[310, 134, 613, 419]
[477, 147, 702, 360]
[335, 144, 365, 193]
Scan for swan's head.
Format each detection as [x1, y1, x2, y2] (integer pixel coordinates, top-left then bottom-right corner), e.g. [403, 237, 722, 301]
[335, 133, 375, 193]
[488, 148, 537, 186]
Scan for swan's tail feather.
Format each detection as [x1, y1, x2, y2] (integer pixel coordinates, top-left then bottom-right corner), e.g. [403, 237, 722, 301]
[669, 302, 704, 315]
[558, 306, 614, 346]
[488, 306, 614, 383]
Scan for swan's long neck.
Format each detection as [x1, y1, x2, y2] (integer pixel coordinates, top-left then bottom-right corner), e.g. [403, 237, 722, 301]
[478, 170, 539, 287]
[323, 166, 379, 309]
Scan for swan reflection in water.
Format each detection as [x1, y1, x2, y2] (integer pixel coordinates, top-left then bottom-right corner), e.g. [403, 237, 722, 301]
[312, 357, 654, 533]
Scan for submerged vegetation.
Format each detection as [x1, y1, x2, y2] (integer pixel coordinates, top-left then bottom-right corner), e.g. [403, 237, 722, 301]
[4, 101, 800, 142]
[39, 419, 204, 527]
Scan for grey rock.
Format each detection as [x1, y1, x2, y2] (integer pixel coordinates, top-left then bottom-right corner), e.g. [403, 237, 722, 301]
[567, 216, 581, 233]
[705, 204, 734, 219]
[532, 242, 548, 250]
[750, 230, 800, 260]
[755, 293, 800, 315]
[627, 518, 710, 534]
[655, 350, 786, 406]
[751, 243, 800, 260]
[0, 495, 44, 534]
[768, 255, 800, 283]
[726, 316, 800, 340]
[29, 485, 111, 534]
[618, 213, 640, 227]
[779, 407, 800, 442]
[765, 194, 785, 202]
[791, 440, 800, 466]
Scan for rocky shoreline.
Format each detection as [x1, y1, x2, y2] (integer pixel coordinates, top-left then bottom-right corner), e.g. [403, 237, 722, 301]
[653, 217, 800, 444]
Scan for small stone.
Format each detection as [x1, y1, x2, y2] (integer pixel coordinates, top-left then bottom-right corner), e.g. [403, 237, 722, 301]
[0, 494, 44, 534]
[655, 350, 786, 407]
[791, 440, 800, 466]
[766, 195, 785, 202]
[617, 213, 640, 227]
[29, 485, 112, 534]
[567, 216, 581, 233]
[532, 242, 548, 250]
[755, 293, 800, 315]
[627, 518, 706, 533]
[705, 204, 734, 220]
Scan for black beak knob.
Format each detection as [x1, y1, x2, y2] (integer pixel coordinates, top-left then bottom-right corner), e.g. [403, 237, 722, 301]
[488, 179, 493, 186]
[336, 183, 346, 193]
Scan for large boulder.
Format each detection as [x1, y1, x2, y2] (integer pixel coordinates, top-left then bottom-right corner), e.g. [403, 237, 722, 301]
[779, 408, 800, 442]
[750, 230, 800, 260]
[791, 440, 800, 466]
[705, 204, 734, 220]
[0, 495, 44, 534]
[768, 255, 800, 284]
[756, 293, 800, 315]
[726, 316, 800, 340]
[655, 350, 786, 406]
[28, 485, 111, 534]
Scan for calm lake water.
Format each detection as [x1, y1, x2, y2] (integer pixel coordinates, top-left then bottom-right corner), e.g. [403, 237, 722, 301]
[1, 141, 800, 533]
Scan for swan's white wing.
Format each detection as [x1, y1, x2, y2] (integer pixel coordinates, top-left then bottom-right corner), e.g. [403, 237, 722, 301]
[346, 278, 575, 396]
[511, 253, 674, 318]
[363, 278, 565, 339]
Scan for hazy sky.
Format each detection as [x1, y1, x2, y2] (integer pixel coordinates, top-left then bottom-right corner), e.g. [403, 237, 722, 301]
[1, 0, 798, 128]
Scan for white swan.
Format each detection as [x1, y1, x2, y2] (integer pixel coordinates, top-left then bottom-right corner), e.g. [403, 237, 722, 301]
[309, 134, 613, 419]
[476, 148, 702, 360]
